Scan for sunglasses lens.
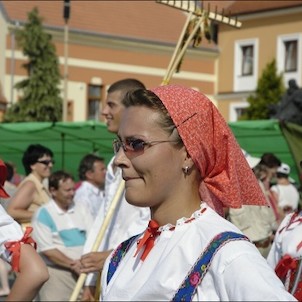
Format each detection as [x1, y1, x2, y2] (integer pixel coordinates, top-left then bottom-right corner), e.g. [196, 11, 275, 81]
[128, 139, 145, 152]
[37, 160, 54, 165]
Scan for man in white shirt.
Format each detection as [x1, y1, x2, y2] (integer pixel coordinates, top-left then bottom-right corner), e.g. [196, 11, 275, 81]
[74, 154, 106, 220]
[31, 170, 93, 301]
[271, 163, 300, 219]
[79, 79, 151, 301]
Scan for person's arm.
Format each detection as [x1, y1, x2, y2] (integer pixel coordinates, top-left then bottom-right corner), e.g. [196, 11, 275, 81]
[80, 250, 112, 274]
[6, 242, 49, 301]
[42, 248, 81, 274]
[80, 251, 112, 301]
[7, 181, 36, 223]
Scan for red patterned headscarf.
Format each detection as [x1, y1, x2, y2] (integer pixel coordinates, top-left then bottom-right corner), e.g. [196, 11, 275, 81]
[151, 85, 267, 216]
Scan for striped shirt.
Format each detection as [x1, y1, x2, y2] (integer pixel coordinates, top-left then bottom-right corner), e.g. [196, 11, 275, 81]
[31, 199, 93, 266]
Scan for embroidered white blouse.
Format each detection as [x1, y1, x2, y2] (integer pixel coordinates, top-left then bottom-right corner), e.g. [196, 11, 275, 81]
[0, 204, 23, 263]
[101, 203, 297, 301]
[267, 210, 302, 268]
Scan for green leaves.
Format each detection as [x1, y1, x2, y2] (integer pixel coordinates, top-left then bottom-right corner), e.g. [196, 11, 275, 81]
[240, 59, 285, 121]
[4, 7, 63, 122]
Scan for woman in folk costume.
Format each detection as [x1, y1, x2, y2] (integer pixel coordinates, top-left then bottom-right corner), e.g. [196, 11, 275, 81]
[267, 204, 302, 301]
[0, 160, 49, 301]
[100, 85, 296, 301]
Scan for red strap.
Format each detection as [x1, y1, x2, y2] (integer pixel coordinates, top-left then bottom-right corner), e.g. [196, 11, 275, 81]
[4, 226, 37, 272]
[267, 190, 280, 221]
[275, 254, 297, 279]
[134, 220, 160, 261]
[278, 212, 302, 234]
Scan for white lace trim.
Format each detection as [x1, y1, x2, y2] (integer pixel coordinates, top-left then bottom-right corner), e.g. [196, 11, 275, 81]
[159, 202, 206, 232]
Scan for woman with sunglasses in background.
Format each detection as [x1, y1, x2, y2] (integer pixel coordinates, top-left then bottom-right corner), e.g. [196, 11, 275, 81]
[100, 85, 296, 301]
[7, 144, 53, 229]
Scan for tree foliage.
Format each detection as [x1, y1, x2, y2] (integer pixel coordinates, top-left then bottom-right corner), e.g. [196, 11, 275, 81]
[239, 59, 285, 120]
[4, 7, 62, 122]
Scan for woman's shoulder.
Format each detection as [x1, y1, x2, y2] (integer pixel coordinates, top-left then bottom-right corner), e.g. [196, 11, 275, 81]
[17, 177, 37, 191]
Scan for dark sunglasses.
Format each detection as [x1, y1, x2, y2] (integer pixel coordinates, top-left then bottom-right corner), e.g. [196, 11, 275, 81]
[36, 159, 55, 166]
[113, 138, 175, 154]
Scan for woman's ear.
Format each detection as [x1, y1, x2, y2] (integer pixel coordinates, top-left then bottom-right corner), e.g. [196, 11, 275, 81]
[181, 149, 196, 176]
[183, 149, 194, 169]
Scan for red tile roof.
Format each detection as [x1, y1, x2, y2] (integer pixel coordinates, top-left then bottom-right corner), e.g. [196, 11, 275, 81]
[1, 1, 301, 44]
[223, 0, 302, 15]
[1, 1, 189, 44]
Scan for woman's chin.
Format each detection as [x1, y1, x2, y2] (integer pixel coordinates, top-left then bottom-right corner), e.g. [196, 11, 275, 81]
[124, 193, 150, 208]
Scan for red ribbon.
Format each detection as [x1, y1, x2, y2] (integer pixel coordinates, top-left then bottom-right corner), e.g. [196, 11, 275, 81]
[275, 254, 298, 279]
[267, 190, 280, 221]
[4, 226, 37, 272]
[134, 220, 160, 261]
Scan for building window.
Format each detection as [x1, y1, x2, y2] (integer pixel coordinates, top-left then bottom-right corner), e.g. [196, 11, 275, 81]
[241, 45, 254, 76]
[230, 102, 249, 122]
[87, 84, 102, 120]
[234, 39, 258, 92]
[277, 34, 301, 87]
[284, 40, 297, 72]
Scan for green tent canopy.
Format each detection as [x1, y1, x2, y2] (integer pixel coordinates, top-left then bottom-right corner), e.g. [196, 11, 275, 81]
[0, 121, 115, 180]
[229, 119, 302, 185]
[0, 119, 301, 185]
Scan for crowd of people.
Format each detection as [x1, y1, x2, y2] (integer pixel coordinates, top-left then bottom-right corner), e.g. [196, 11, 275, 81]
[0, 79, 301, 301]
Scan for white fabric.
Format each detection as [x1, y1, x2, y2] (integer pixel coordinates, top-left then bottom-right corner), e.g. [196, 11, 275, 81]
[267, 211, 302, 269]
[74, 180, 105, 219]
[83, 156, 150, 286]
[229, 180, 275, 242]
[31, 199, 93, 265]
[271, 184, 300, 210]
[101, 203, 296, 301]
[0, 204, 23, 263]
[229, 204, 275, 242]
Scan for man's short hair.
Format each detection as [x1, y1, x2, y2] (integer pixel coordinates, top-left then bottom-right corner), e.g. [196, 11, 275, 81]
[78, 154, 104, 181]
[49, 170, 74, 190]
[107, 79, 146, 99]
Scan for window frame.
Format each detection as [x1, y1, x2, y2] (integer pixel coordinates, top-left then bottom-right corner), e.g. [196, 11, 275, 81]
[234, 38, 258, 92]
[277, 34, 301, 86]
[229, 101, 249, 122]
[87, 84, 103, 121]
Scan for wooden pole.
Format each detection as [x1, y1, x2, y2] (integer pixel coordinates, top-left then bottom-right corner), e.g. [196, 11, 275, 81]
[164, 15, 204, 85]
[69, 180, 125, 301]
[161, 12, 193, 85]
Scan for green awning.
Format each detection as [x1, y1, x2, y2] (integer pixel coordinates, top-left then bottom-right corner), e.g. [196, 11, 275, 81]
[229, 119, 302, 185]
[0, 121, 115, 180]
[0, 119, 301, 185]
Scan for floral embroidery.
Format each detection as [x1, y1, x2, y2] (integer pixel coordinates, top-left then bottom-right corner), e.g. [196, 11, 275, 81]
[189, 272, 200, 286]
[172, 232, 249, 302]
[107, 235, 138, 285]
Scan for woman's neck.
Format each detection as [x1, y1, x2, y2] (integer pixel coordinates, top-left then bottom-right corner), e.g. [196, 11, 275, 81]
[31, 171, 43, 183]
[151, 191, 201, 226]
